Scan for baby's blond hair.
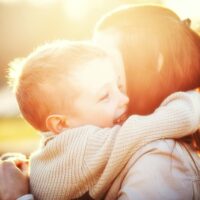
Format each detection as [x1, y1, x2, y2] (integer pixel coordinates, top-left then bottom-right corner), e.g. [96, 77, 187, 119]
[9, 40, 109, 131]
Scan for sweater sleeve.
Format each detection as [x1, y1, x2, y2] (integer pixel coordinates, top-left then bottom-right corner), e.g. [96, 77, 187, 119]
[85, 91, 200, 198]
[30, 91, 200, 200]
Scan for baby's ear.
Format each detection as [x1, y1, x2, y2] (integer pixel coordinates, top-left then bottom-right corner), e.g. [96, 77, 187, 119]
[46, 114, 68, 134]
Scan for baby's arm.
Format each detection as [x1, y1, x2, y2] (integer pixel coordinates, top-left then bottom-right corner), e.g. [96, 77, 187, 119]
[86, 91, 200, 198]
[123, 91, 200, 140]
[30, 91, 200, 199]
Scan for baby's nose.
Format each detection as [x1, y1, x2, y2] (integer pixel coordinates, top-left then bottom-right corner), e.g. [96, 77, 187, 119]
[119, 92, 129, 107]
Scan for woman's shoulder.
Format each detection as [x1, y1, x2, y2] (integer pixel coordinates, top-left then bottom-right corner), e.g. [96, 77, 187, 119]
[132, 139, 178, 156]
[128, 139, 200, 177]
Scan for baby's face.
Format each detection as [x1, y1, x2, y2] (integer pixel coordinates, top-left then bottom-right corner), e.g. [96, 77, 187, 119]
[66, 58, 129, 128]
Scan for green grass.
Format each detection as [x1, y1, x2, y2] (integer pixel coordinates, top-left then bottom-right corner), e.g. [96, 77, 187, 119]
[0, 117, 40, 155]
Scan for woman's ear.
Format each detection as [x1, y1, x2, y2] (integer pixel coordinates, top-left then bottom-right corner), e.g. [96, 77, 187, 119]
[45, 115, 68, 134]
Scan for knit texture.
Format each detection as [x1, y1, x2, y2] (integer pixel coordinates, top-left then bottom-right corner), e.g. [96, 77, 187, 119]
[30, 92, 200, 200]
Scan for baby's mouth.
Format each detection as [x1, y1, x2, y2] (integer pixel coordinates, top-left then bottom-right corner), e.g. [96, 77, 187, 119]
[114, 113, 128, 125]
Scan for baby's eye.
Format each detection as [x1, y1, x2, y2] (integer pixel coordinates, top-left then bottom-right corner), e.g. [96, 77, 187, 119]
[99, 93, 109, 102]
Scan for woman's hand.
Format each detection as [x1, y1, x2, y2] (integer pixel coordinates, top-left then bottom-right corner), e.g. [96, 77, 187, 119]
[1, 152, 29, 175]
[0, 154, 29, 200]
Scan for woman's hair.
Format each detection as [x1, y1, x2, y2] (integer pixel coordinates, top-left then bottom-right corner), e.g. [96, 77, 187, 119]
[94, 5, 200, 152]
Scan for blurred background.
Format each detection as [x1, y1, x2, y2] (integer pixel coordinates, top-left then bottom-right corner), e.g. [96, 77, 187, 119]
[0, 0, 200, 156]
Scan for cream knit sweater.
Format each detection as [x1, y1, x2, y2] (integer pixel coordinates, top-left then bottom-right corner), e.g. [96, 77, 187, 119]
[30, 92, 200, 200]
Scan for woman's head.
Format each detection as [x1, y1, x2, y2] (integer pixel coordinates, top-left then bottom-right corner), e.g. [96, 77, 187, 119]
[94, 5, 200, 115]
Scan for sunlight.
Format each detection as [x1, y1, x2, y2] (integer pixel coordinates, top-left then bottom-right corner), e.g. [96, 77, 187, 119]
[0, 0, 22, 3]
[28, 0, 56, 6]
[163, 0, 200, 20]
[63, 0, 91, 21]
[0, 0, 56, 4]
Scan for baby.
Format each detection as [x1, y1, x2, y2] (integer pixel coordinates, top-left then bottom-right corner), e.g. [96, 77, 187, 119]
[9, 40, 200, 199]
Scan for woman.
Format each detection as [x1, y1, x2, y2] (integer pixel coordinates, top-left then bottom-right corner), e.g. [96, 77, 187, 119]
[93, 5, 200, 199]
